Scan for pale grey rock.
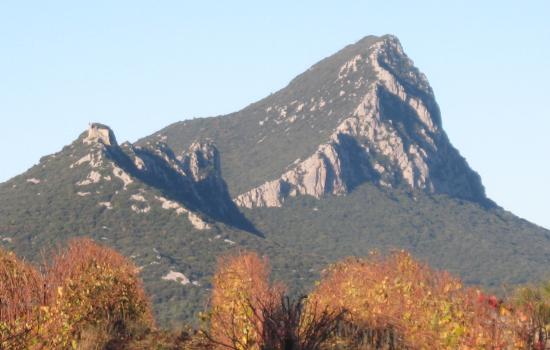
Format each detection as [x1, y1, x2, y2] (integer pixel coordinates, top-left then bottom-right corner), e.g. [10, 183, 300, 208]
[112, 165, 133, 189]
[131, 204, 151, 214]
[130, 193, 147, 202]
[70, 152, 104, 169]
[181, 140, 221, 182]
[26, 178, 41, 184]
[76, 170, 103, 186]
[154, 195, 211, 230]
[83, 123, 117, 146]
[98, 201, 113, 209]
[235, 36, 487, 208]
[161, 270, 190, 285]
[187, 212, 211, 230]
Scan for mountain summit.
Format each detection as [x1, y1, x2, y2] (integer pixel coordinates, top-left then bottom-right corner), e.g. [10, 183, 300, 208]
[235, 35, 489, 208]
[1, 35, 549, 325]
[145, 35, 490, 208]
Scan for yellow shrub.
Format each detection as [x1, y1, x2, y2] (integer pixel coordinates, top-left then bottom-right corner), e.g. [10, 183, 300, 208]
[208, 252, 282, 350]
[308, 251, 518, 349]
[0, 238, 153, 349]
[38, 238, 154, 349]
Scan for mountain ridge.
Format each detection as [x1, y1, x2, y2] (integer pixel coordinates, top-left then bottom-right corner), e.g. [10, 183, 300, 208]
[1, 34, 549, 326]
[141, 35, 491, 208]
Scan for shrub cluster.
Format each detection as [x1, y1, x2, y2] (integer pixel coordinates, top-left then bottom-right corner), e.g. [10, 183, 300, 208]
[205, 250, 550, 349]
[0, 238, 153, 349]
[205, 252, 345, 350]
[2, 241, 549, 349]
[308, 251, 517, 348]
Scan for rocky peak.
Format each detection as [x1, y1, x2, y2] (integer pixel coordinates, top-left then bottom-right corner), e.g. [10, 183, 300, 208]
[181, 140, 221, 182]
[234, 35, 490, 208]
[68, 123, 255, 232]
[83, 123, 118, 147]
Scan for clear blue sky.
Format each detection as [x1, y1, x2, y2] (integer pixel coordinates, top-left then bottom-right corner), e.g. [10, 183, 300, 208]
[1, 1, 549, 229]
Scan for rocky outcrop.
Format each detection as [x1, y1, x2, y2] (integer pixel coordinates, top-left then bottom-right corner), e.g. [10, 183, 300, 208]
[181, 140, 221, 182]
[234, 139, 373, 208]
[178, 140, 255, 229]
[235, 36, 489, 208]
[180, 141, 230, 206]
[155, 195, 211, 230]
[76, 124, 254, 231]
[83, 123, 118, 146]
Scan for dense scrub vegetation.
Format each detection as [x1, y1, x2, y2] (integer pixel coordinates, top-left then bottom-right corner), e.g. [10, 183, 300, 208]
[1, 239, 549, 349]
[203, 251, 550, 349]
[0, 239, 154, 349]
[4, 163, 549, 328]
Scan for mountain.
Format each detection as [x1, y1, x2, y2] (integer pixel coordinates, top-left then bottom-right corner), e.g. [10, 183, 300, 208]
[141, 35, 489, 207]
[1, 34, 549, 326]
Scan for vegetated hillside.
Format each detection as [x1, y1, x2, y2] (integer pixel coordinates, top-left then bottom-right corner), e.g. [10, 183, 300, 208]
[140, 34, 550, 288]
[1, 34, 550, 327]
[0, 125, 324, 325]
[244, 182, 550, 288]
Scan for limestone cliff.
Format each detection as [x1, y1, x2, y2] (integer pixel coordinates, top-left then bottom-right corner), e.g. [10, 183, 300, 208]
[77, 124, 252, 231]
[235, 36, 489, 208]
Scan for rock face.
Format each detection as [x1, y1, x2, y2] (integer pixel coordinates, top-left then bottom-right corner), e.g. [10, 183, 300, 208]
[181, 140, 221, 182]
[78, 124, 253, 231]
[83, 123, 118, 146]
[235, 36, 489, 208]
[179, 140, 238, 218]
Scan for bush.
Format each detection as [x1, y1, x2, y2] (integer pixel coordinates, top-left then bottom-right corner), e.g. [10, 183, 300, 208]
[0, 238, 154, 349]
[3, 242, 549, 349]
[207, 251, 282, 349]
[40, 238, 154, 349]
[512, 282, 550, 348]
[206, 252, 349, 350]
[307, 251, 519, 349]
[0, 249, 43, 348]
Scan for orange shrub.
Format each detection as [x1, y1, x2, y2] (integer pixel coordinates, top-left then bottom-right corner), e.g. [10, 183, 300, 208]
[0, 239, 153, 349]
[208, 251, 282, 350]
[0, 249, 43, 349]
[308, 251, 518, 349]
[38, 238, 154, 348]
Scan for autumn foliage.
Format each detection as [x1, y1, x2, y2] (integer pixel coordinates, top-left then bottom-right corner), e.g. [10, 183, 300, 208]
[2, 241, 550, 349]
[207, 250, 550, 349]
[208, 252, 283, 349]
[512, 282, 550, 349]
[307, 251, 544, 349]
[0, 238, 153, 349]
[206, 252, 347, 350]
[0, 250, 43, 348]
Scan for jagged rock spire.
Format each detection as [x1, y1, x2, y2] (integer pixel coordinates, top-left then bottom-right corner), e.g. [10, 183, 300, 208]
[181, 140, 221, 182]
